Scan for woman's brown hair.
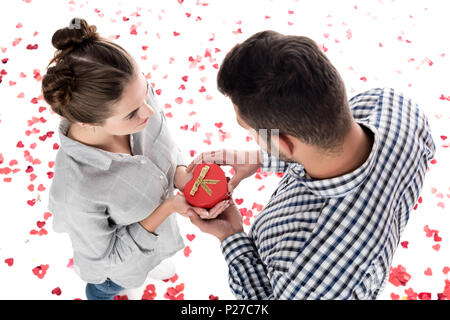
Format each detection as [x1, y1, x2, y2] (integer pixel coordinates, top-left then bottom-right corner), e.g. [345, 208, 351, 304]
[42, 17, 137, 125]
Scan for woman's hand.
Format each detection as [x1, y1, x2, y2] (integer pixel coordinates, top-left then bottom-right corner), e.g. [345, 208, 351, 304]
[188, 198, 244, 242]
[168, 195, 231, 220]
[186, 149, 262, 194]
[173, 166, 193, 193]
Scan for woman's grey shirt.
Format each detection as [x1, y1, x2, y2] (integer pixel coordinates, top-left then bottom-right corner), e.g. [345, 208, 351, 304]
[47, 87, 188, 288]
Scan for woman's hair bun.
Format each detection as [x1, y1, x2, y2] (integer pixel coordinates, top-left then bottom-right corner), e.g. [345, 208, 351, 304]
[41, 60, 76, 117]
[51, 17, 100, 51]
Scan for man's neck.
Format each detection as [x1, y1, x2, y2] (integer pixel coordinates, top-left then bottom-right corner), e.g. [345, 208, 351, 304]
[301, 120, 374, 180]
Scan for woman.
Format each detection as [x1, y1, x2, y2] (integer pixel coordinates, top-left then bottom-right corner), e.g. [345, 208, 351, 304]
[42, 18, 230, 300]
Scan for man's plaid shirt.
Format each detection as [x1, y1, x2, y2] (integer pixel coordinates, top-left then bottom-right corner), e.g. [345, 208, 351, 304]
[220, 87, 436, 299]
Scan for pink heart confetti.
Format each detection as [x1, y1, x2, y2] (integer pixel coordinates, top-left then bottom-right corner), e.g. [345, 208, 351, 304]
[4, 258, 14, 267]
[32, 264, 49, 279]
[389, 265, 411, 286]
[51, 287, 62, 296]
[186, 234, 195, 241]
[183, 246, 192, 257]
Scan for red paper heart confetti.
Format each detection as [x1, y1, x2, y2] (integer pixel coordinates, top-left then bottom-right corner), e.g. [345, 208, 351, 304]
[404, 288, 418, 300]
[51, 287, 62, 296]
[175, 97, 183, 104]
[142, 284, 156, 300]
[389, 265, 411, 287]
[390, 293, 400, 300]
[186, 234, 195, 241]
[432, 244, 440, 251]
[32, 264, 49, 279]
[183, 245, 192, 257]
[418, 292, 431, 300]
[36, 221, 46, 229]
[164, 283, 185, 300]
[4, 258, 14, 267]
[163, 273, 179, 283]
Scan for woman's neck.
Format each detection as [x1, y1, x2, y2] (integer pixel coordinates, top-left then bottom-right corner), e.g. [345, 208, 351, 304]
[67, 123, 130, 154]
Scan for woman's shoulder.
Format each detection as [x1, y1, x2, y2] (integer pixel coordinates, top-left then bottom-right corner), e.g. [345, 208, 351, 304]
[48, 151, 111, 209]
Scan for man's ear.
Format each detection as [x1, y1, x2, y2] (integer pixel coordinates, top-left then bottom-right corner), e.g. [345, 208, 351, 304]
[270, 133, 295, 158]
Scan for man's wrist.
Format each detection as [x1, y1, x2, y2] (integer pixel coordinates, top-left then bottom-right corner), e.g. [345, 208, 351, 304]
[218, 227, 245, 242]
[220, 231, 254, 265]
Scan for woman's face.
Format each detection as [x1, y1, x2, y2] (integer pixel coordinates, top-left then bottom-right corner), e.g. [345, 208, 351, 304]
[97, 70, 155, 136]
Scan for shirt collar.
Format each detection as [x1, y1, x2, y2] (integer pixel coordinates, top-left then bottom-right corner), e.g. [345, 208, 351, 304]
[57, 117, 127, 171]
[287, 120, 379, 198]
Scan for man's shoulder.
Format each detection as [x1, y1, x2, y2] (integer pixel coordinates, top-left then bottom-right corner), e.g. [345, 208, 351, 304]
[348, 87, 418, 124]
[348, 87, 386, 105]
[349, 87, 415, 109]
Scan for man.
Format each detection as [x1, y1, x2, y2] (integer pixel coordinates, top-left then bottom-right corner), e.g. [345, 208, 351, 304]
[186, 30, 436, 299]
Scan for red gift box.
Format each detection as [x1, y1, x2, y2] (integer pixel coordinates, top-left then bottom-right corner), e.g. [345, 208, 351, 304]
[183, 162, 228, 209]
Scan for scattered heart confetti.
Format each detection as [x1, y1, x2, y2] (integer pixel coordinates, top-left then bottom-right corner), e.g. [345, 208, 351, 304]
[4, 258, 14, 267]
[51, 287, 62, 296]
[32, 264, 49, 279]
[183, 246, 192, 257]
[389, 265, 411, 287]
[0, 0, 447, 301]
[142, 284, 157, 300]
[186, 234, 195, 241]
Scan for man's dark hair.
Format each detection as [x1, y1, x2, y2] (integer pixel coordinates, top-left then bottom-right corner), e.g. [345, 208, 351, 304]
[217, 30, 353, 153]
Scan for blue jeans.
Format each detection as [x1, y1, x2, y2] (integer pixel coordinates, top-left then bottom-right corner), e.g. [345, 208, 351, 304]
[85, 278, 125, 300]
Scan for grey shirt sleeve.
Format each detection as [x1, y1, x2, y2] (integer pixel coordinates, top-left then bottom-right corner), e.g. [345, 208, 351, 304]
[176, 145, 190, 167]
[50, 199, 160, 268]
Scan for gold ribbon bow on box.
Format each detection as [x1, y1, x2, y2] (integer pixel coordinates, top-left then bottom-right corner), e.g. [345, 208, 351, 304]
[189, 165, 220, 197]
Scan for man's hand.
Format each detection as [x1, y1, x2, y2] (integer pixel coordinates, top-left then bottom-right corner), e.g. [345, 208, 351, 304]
[169, 195, 230, 219]
[188, 199, 244, 242]
[186, 149, 262, 194]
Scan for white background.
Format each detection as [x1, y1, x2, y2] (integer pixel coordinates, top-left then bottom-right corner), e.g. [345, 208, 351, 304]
[0, 0, 449, 300]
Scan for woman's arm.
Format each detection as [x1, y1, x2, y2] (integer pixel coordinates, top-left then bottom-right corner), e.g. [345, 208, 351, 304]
[139, 195, 230, 233]
[138, 195, 202, 233]
[138, 197, 174, 234]
[173, 165, 193, 192]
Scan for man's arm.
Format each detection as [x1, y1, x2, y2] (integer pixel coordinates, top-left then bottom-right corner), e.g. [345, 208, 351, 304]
[220, 232, 274, 299]
[193, 198, 378, 299]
